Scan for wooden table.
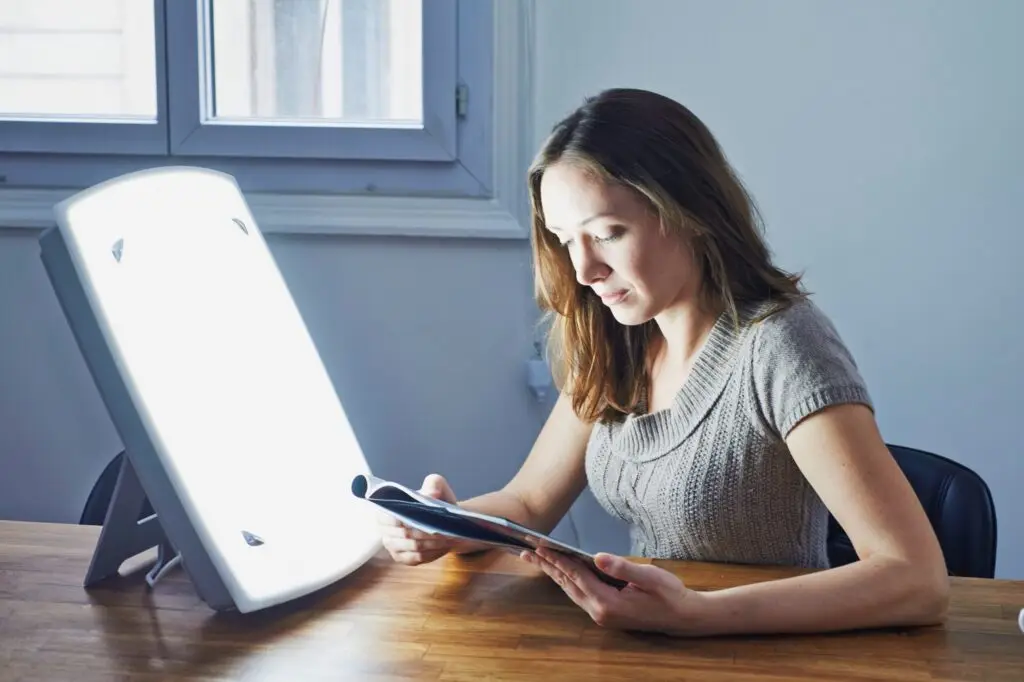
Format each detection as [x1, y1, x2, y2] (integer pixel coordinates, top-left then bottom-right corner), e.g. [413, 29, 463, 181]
[1, 521, 1022, 681]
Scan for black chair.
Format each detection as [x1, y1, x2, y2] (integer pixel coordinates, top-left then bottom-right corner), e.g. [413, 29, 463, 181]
[827, 444, 998, 578]
[79, 451, 154, 526]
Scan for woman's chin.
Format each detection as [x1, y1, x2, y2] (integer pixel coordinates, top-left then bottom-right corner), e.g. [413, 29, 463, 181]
[608, 303, 652, 327]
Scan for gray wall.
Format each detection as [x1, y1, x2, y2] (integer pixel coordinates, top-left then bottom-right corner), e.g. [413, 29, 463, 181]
[534, 0, 1023, 577]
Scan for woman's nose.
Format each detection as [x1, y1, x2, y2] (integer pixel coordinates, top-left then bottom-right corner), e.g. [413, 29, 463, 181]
[574, 243, 609, 286]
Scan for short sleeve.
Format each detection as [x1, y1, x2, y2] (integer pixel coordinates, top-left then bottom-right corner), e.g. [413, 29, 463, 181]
[750, 299, 873, 439]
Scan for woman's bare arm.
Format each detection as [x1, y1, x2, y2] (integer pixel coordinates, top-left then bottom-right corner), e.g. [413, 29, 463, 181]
[683, 403, 950, 635]
[453, 392, 594, 552]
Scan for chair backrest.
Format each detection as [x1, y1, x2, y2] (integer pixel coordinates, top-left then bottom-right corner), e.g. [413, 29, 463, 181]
[79, 451, 154, 525]
[827, 444, 998, 578]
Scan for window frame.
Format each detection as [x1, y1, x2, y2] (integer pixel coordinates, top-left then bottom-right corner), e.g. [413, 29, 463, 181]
[0, 0, 533, 240]
[167, 0, 460, 162]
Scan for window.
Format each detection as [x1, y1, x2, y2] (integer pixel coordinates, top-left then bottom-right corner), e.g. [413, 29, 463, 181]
[0, 0, 528, 225]
[206, 0, 423, 125]
[167, 0, 460, 164]
[0, 0, 162, 154]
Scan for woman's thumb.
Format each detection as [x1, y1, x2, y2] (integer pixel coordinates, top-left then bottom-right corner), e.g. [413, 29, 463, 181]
[421, 474, 457, 503]
[595, 553, 671, 590]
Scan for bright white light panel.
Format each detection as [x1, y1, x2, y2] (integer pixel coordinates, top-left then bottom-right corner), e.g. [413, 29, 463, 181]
[52, 166, 381, 612]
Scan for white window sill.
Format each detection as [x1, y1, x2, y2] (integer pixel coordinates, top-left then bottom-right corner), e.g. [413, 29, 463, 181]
[0, 187, 527, 240]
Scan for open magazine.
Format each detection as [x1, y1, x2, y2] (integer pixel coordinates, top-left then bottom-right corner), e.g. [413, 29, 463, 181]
[351, 474, 626, 589]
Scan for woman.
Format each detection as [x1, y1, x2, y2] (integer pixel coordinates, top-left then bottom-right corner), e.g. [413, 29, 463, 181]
[378, 88, 950, 637]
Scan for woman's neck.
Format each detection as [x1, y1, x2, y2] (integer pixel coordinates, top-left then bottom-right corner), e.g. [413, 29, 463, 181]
[651, 299, 722, 370]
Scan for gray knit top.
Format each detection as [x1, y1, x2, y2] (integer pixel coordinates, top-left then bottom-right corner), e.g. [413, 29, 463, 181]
[584, 297, 873, 569]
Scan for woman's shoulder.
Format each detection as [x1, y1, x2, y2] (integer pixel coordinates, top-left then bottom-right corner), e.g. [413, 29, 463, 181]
[743, 296, 850, 357]
[741, 296, 872, 438]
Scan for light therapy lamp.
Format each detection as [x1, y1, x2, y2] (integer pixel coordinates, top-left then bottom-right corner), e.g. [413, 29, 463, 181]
[38, 166, 382, 613]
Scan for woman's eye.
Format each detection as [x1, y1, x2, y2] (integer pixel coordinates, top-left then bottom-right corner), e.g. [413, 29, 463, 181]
[556, 228, 622, 248]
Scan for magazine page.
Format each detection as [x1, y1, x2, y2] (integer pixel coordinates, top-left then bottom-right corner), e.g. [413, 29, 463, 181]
[351, 474, 446, 509]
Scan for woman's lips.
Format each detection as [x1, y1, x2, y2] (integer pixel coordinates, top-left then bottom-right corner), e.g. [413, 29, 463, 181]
[598, 289, 628, 305]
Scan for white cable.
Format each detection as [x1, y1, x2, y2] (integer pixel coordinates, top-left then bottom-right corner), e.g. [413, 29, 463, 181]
[145, 542, 182, 589]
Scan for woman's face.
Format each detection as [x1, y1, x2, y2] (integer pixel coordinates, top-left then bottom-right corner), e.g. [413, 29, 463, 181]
[540, 161, 701, 326]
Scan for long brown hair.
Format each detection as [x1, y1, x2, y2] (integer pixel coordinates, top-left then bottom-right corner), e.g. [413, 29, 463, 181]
[529, 88, 805, 423]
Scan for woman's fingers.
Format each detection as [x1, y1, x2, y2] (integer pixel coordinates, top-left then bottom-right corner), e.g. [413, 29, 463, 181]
[376, 512, 457, 565]
[378, 519, 456, 563]
[379, 522, 426, 538]
[382, 536, 453, 553]
[391, 549, 445, 566]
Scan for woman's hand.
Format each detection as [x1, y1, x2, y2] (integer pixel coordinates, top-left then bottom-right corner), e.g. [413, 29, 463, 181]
[379, 474, 462, 565]
[522, 548, 702, 635]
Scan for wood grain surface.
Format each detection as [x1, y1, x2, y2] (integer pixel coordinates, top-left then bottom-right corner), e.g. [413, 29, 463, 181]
[1, 521, 1022, 681]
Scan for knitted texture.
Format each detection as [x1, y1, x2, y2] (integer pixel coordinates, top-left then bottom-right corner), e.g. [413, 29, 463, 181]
[584, 298, 873, 568]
